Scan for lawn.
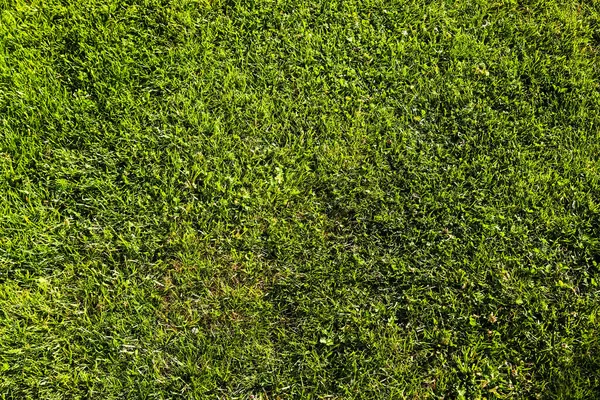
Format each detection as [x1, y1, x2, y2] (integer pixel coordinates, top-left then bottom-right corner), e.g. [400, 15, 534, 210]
[1, 0, 599, 398]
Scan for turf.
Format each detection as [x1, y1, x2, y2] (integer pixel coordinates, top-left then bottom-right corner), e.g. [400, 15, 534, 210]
[1, 0, 600, 398]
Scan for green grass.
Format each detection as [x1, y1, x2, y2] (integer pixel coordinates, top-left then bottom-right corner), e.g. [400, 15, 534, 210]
[1, 0, 600, 398]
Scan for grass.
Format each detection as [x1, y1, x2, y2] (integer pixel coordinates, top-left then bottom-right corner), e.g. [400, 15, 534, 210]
[1, 0, 600, 398]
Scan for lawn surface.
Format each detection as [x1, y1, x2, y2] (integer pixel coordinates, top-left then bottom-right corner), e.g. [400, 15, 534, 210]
[1, 0, 600, 398]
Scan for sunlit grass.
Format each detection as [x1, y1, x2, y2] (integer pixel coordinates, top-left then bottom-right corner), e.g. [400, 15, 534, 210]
[1, 0, 599, 398]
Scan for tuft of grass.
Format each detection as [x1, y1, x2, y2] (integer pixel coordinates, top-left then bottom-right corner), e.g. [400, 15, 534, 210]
[1, 0, 599, 398]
